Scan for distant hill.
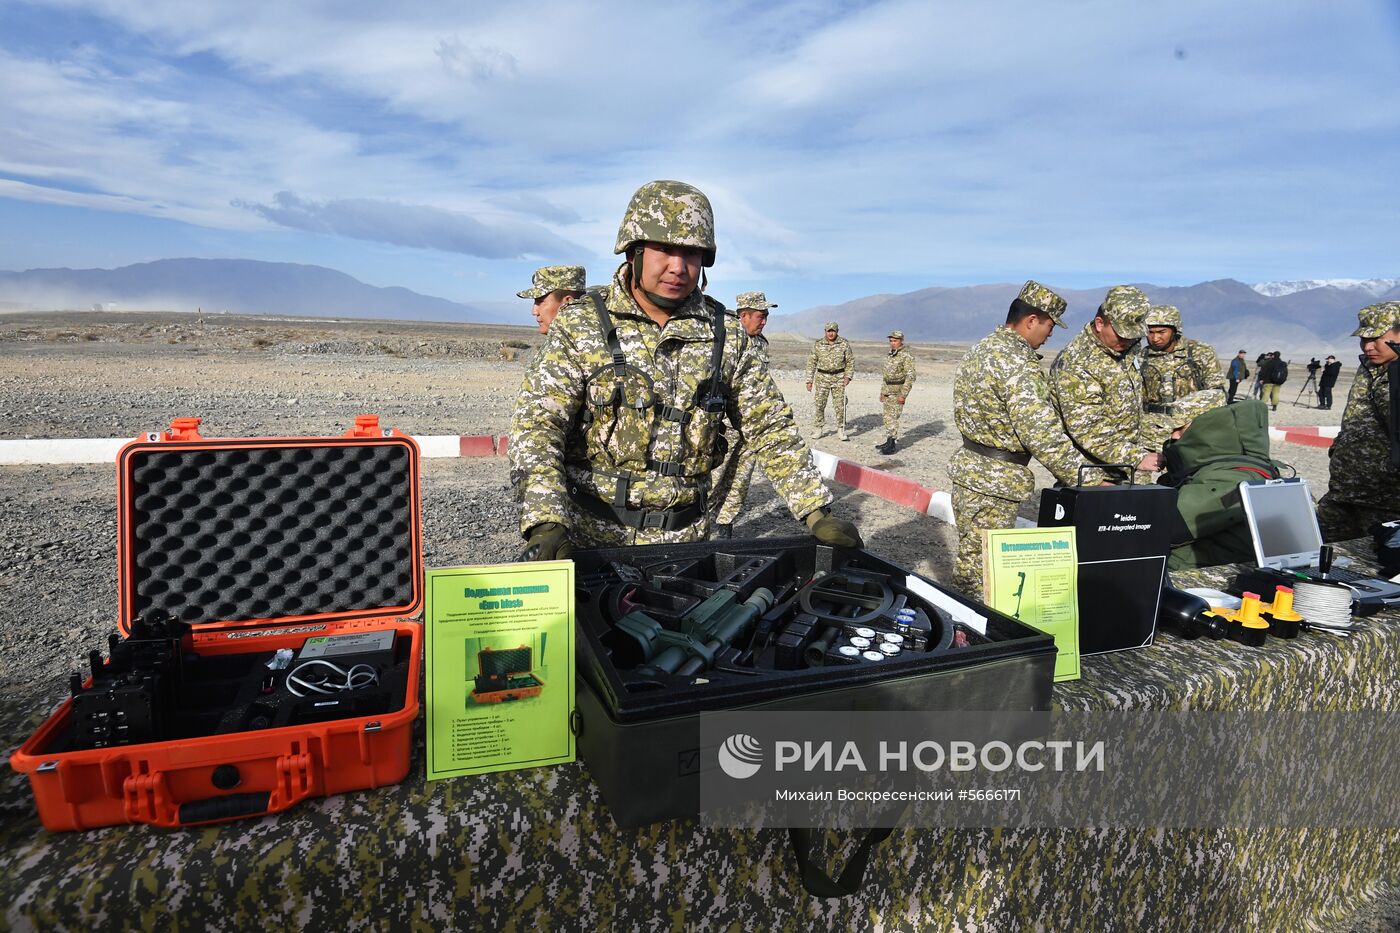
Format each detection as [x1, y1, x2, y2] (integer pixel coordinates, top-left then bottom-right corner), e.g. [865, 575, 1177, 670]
[779, 278, 1381, 358]
[0, 258, 519, 324]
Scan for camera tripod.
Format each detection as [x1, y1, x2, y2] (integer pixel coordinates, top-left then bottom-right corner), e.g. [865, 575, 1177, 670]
[1292, 370, 1318, 407]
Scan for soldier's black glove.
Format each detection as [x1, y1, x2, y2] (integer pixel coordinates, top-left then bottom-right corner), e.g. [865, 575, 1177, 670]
[805, 508, 863, 549]
[521, 522, 573, 561]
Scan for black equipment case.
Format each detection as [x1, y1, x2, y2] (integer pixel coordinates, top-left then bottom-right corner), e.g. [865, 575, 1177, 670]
[570, 537, 1057, 828]
[1037, 476, 1177, 656]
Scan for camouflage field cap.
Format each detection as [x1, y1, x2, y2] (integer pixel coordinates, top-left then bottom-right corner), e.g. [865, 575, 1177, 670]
[517, 265, 586, 299]
[1098, 285, 1149, 340]
[614, 180, 716, 266]
[1145, 304, 1183, 331]
[1351, 301, 1400, 339]
[824, 321, 839, 332]
[888, 330, 904, 341]
[736, 291, 778, 311]
[1016, 280, 1067, 325]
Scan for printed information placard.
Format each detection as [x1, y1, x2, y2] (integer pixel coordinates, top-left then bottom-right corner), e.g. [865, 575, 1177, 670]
[981, 526, 1079, 681]
[424, 561, 575, 779]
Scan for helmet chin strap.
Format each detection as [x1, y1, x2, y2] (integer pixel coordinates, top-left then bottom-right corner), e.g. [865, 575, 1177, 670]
[630, 247, 688, 310]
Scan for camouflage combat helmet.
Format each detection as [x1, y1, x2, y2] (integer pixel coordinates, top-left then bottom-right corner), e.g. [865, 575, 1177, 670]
[1145, 304, 1183, 331]
[1352, 301, 1400, 339]
[614, 180, 716, 267]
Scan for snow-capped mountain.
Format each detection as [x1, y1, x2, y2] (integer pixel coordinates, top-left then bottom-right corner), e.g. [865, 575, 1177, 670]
[1251, 277, 1400, 298]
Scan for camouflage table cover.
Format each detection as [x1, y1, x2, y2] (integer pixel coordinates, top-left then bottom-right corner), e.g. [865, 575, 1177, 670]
[3, 542, 1397, 931]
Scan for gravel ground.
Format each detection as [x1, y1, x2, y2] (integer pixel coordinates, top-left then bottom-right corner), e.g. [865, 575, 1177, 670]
[3, 313, 1388, 929]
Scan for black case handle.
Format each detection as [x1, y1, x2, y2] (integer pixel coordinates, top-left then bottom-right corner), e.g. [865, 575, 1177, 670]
[178, 791, 272, 825]
[1077, 463, 1134, 488]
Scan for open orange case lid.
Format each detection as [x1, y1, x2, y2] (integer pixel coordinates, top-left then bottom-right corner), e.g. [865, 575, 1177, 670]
[114, 416, 423, 642]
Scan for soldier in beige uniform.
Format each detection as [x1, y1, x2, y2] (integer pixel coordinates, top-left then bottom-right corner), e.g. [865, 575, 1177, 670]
[1048, 285, 1164, 484]
[806, 322, 854, 440]
[875, 330, 916, 454]
[1316, 301, 1400, 540]
[948, 282, 1106, 596]
[708, 292, 778, 538]
[509, 265, 586, 498]
[511, 181, 861, 557]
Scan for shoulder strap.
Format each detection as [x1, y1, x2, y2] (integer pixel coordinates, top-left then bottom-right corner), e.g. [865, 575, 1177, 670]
[704, 301, 727, 408]
[587, 287, 625, 380]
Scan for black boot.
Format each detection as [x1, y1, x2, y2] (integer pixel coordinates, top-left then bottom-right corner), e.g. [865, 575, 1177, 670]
[887, 437, 898, 453]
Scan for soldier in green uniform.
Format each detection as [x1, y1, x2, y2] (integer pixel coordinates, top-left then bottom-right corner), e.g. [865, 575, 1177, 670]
[875, 330, 916, 454]
[1316, 301, 1400, 541]
[708, 291, 777, 538]
[511, 181, 861, 558]
[806, 322, 854, 440]
[1049, 285, 1165, 483]
[1140, 304, 1226, 431]
[508, 265, 586, 499]
[948, 281, 1107, 596]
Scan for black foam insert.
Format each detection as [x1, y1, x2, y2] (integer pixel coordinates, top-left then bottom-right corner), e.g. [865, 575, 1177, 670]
[127, 442, 415, 624]
[478, 646, 533, 676]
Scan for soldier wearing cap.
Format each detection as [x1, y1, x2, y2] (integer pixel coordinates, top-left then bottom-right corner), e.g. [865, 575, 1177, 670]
[511, 180, 861, 557]
[508, 265, 587, 498]
[517, 265, 587, 334]
[708, 291, 778, 537]
[1049, 285, 1164, 484]
[875, 331, 916, 454]
[948, 281, 1108, 596]
[806, 321, 854, 441]
[1316, 301, 1400, 540]
[1139, 304, 1226, 432]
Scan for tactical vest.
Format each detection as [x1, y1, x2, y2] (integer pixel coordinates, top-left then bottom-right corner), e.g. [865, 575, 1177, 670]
[569, 288, 734, 532]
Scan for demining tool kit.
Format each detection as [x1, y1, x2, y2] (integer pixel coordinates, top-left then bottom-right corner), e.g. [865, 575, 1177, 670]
[570, 537, 1057, 828]
[470, 645, 544, 703]
[11, 416, 424, 831]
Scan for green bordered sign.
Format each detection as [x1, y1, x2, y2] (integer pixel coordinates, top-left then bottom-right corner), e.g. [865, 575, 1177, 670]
[424, 560, 575, 779]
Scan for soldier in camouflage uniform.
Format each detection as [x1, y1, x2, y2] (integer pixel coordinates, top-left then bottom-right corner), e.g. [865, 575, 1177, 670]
[948, 281, 1107, 596]
[1049, 285, 1165, 483]
[805, 322, 854, 440]
[1139, 304, 1226, 430]
[1316, 301, 1400, 541]
[709, 292, 777, 538]
[518, 265, 587, 334]
[508, 265, 587, 498]
[511, 181, 861, 557]
[875, 330, 916, 454]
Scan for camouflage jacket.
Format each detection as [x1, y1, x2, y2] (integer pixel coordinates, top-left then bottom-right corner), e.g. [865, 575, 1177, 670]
[950, 326, 1099, 499]
[1049, 322, 1153, 472]
[507, 344, 546, 489]
[806, 337, 854, 381]
[1326, 361, 1400, 509]
[1140, 336, 1226, 424]
[880, 347, 917, 397]
[512, 265, 830, 534]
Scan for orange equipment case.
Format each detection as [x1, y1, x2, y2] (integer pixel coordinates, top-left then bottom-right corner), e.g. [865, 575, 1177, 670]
[470, 645, 543, 704]
[10, 416, 424, 831]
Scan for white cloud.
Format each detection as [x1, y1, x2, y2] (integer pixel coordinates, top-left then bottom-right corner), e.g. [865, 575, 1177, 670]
[234, 191, 584, 259]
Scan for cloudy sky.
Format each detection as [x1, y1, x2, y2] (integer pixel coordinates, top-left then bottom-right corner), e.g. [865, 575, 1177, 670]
[1, 1, 1398, 311]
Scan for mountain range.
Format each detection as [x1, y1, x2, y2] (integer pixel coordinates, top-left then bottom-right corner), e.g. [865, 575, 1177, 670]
[0, 258, 518, 324]
[2, 257, 1395, 357]
[786, 277, 1400, 357]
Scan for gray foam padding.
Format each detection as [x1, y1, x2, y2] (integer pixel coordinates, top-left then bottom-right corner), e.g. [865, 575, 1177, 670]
[127, 442, 415, 624]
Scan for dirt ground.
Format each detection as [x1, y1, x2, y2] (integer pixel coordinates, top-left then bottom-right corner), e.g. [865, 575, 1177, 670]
[0, 310, 1343, 703]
